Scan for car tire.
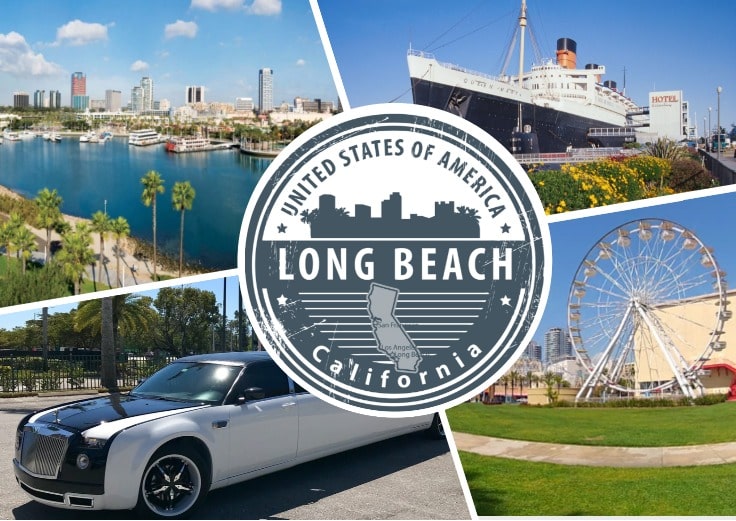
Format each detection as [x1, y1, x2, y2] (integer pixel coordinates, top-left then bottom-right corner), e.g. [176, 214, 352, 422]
[136, 444, 210, 519]
[426, 412, 445, 439]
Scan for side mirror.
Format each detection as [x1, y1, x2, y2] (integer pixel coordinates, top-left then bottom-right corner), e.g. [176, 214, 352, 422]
[240, 386, 266, 403]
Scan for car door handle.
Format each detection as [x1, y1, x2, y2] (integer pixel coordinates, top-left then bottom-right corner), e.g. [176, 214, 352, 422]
[212, 420, 229, 429]
[282, 402, 296, 408]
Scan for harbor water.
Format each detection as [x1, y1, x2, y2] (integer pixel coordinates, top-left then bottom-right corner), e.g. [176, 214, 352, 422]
[0, 137, 270, 269]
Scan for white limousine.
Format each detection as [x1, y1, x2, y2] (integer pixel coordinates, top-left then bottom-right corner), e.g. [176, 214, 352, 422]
[13, 351, 443, 517]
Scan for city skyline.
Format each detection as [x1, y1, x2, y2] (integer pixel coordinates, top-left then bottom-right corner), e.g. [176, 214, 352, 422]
[0, 0, 337, 108]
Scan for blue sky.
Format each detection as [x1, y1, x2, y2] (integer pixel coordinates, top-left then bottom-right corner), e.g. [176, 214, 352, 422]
[537, 186, 736, 353]
[317, 0, 735, 134]
[0, 272, 242, 332]
[0, 0, 337, 107]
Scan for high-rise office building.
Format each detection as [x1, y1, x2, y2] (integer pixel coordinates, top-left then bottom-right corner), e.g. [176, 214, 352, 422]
[258, 68, 273, 112]
[524, 340, 543, 362]
[33, 90, 46, 108]
[105, 90, 122, 112]
[141, 76, 154, 112]
[71, 72, 87, 109]
[185, 86, 204, 105]
[13, 92, 29, 108]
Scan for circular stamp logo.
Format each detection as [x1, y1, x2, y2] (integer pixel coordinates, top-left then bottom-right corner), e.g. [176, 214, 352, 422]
[238, 103, 551, 417]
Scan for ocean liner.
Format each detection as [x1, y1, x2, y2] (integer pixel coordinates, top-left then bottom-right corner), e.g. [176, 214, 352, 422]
[408, 0, 647, 154]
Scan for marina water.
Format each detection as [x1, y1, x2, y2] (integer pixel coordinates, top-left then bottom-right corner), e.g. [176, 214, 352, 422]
[0, 137, 270, 269]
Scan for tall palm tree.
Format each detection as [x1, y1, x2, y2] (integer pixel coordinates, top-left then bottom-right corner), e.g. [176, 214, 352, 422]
[75, 294, 156, 353]
[100, 297, 116, 390]
[91, 211, 111, 286]
[35, 188, 63, 264]
[2, 213, 25, 273]
[56, 223, 94, 295]
[140, 170, 165, 280]
[171, 181, 196, 277]
[13, 226, 36, 275]
[110, 216, 130, 287]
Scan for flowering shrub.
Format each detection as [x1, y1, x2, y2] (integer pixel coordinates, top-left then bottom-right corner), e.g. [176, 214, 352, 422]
[529, 155, 715, 215]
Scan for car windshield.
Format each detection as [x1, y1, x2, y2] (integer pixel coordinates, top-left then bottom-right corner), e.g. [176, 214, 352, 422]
[130, 362, 242, 405]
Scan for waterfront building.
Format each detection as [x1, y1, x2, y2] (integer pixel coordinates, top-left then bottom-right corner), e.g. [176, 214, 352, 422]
[295, 97, 334, 113]
[33, 90, 45, 108]
[544, 327, 573, 364]
[49, 90, 61, 109]
[258, 68, 273, 113]
[13, 92, 29, 108]
[156, 99, 171, 111]
[185, 85, 204, 105]
[141, 76, 154, 112]
[71, 72, 87, 109]
[90, 99, 106, 111]
[105, 89, 122, 112]
[235, 97, 254, 112]
[642, 90, 693, 142]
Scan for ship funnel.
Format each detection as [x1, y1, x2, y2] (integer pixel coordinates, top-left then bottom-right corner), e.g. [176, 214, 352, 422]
[585, 63, 602, 83]
[556, 38, 577, 69]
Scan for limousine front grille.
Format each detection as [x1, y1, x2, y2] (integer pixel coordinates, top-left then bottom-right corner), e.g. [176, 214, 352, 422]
[19, 426, 70, 478]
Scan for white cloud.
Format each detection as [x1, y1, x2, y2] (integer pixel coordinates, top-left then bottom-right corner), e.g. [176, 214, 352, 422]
[0, 31, 63, 76]
[130, 60, 149, 72]
[296, 58, 306, 66]
[191, 0, 243, 11]
[164, 20, 198, 39]
[245, 0, 281, 15]
[56, 20, 109, 46]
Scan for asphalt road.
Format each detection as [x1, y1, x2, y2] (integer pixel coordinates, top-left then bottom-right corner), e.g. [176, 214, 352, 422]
[0, 394, 470, 520]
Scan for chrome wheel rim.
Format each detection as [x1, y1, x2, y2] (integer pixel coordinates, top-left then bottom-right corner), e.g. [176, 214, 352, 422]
[142, 453, 201, 517]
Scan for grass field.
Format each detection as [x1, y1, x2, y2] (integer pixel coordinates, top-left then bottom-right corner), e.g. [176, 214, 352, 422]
[461, 452, 736, 515]
[447, 402, 736, 446]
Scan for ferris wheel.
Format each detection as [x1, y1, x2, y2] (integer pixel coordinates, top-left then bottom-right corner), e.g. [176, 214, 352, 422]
[568, 219, 731, 401]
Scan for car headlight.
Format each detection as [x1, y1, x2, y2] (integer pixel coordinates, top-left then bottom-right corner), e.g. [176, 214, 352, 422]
[81, 437, 107, 449]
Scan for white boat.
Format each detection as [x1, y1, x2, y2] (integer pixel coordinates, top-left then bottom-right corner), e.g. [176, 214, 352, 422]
[42, 132, 51, 141]
[128, 129, 163, 146]
[79, 131, 96, 143]
[166, 135, 230, 153]
[3, 130, 21, 142]
[18, 130, 36, 140]
[49, 132, 62, 143]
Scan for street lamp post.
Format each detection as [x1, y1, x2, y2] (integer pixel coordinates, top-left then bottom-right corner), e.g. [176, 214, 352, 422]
[708, 107, 712, 152]
[717, 86, 722, 160]
[703, 116, 707, 147]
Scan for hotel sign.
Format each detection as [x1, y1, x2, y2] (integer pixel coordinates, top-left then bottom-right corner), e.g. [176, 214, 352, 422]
[238, 103, 551, 416]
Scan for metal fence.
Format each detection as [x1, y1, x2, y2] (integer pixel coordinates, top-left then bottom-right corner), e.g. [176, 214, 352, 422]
[0, 351, 176, 394]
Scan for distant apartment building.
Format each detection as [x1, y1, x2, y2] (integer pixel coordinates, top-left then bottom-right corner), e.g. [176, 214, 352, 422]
[235, 97, 254, 112]
[140, 76, 154, 112]
[71, 72, 88, 110]
[49, 90, 61, 109]
[13, 92, 29, 108]
[130, 86, 143, 113]
[544, 327, 573, 364]
[185, 85, 204, 105]
[524, 340, 543, 362]
[295, 97, 334, 113]
[105, 89, 122, 112]
[156, 99, 171, 111]
[90, 99, 106, 111]
[258, 68, 273, 113]
[33, 90, 46, 108]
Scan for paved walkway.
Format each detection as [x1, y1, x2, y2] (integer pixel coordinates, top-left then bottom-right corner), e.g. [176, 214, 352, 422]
[454, 432, 736, 467]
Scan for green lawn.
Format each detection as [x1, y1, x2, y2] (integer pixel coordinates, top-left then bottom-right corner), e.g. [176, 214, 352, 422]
[461, 451, 736, 515]
[447, 402, 736, 446]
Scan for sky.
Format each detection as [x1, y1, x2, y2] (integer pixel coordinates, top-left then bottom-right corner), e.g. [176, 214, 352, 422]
[0, 0, 338, 107]
[317, 0, 735, 134]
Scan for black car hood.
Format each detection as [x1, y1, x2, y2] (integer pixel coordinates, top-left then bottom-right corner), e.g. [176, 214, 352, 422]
[32, 395, 205, 432]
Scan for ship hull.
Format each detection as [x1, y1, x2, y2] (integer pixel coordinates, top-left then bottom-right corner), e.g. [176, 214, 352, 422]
[410, 78, 629, 153]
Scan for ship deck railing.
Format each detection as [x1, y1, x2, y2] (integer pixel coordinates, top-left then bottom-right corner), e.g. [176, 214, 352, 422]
[408, 49, 510, 85]
[514, 147, 639, 165]
[587, 127, 638, 137]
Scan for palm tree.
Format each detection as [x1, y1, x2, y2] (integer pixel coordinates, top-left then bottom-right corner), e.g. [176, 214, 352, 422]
[171, 181, 196, 277]
[35, 188, 63, 264]
[100, 297, 116, 390]
[75, 294, 156, 354]
[2, 213, 25, 273]
[91, 210, 111, 286]
[140, 170, 165, 280]
[56, 223, 94, 295]
[13, 226, 36, 275]
[110, 216, 130, 287]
